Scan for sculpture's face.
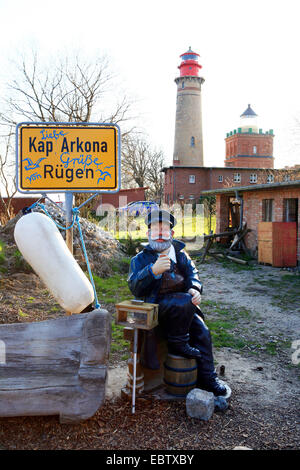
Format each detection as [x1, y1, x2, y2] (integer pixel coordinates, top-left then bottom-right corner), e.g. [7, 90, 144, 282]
[147, 221, 174, 252]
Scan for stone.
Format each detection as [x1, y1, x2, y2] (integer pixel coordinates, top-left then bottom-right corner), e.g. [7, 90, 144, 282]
[214, 396, 228, 412]
[186, 388, 215, 421]
[233, 446, 252, 450]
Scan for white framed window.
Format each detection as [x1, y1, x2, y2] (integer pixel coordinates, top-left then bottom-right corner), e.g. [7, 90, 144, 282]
[218, 175, 223, 182]
[250, 173, 257, 183]
[189, 175, 195, 184]
[267, 174, 274, 183]
[253, 145, 257, 154]
[233, 173, 241, 183]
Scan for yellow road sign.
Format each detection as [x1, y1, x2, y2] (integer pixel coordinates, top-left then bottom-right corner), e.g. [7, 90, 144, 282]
[17, 123, 120, 192]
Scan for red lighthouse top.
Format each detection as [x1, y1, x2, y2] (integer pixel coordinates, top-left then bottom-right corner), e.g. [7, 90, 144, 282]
[178, 47, 202, 77]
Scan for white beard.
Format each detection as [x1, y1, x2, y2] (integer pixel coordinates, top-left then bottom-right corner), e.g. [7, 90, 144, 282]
[148, 237, 173, 252]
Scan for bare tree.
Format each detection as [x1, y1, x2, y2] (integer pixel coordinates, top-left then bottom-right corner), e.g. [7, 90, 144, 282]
[146, 148, 165, 201]
[0, 51, 137, 216]
[0, 52, 134, 126]
[0, 130, 17, 223]
[121, 134, 165, 202]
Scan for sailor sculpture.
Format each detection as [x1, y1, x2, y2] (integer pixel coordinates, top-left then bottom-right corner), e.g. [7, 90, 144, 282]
[128, 209, 229, 396]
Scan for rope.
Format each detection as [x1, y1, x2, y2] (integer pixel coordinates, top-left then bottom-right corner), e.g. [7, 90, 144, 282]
[37, 203, 77, 231]
[73, 208, 100, 309]
[22, 195, 100, 310]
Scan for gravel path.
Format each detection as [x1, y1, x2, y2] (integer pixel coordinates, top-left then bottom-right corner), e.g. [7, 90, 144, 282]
[0, 258, 299, 450]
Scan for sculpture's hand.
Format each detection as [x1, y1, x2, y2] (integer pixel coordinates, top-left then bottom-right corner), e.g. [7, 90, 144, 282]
[152, 254, 171, 276]
[188, 288, 202, 305]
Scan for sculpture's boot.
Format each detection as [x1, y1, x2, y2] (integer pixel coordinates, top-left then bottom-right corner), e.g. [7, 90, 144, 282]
[167, 333, 202, 359]
[197, 375, 228, 396]
[189, 313, 228, 396]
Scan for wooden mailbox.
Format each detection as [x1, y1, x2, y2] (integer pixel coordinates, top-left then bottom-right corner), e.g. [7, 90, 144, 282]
[115, 300, 159, 330]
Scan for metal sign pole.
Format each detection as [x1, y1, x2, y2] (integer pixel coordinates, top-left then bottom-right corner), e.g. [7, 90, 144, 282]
[65, 191, 74, 255]
[65, 191, 73, 316]
[132, 328, 138, 414]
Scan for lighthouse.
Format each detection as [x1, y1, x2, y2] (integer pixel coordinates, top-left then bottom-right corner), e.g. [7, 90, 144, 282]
[173, 47, 205, 166]
[225, 104, 274, 168]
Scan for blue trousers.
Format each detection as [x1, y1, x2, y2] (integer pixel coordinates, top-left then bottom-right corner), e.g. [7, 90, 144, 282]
[156, 292, 216, 380]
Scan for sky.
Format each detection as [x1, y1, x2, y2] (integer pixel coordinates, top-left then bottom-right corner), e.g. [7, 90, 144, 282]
[1, 0, 300, 178]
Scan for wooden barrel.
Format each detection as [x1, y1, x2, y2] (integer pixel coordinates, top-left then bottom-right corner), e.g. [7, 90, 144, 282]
[163, 354, 197, 397]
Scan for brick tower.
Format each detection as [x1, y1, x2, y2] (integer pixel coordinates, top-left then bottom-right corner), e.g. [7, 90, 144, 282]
[225, 104, 274, 168]
[173, 47, 205, 166]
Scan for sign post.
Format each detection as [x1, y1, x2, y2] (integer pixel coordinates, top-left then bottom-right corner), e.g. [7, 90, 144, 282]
[65, 191, 74, 255]
[65, 191, 74, 316]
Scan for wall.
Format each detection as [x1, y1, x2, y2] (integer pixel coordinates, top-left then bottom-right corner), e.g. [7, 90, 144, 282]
[163, 167, 285, 205]
[225, 133, 274, 169]
[0, 197, 43, 219]
[242, 187, 300, 261]
[94, 187, 147, 209]
[215, 187, 300, 262]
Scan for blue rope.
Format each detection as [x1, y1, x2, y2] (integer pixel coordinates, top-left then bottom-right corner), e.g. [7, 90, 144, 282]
[73, 208, 100, 309]
[36, 203, 77, 231]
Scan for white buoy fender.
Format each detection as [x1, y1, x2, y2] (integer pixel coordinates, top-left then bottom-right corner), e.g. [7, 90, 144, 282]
[14, 212, 94, 313]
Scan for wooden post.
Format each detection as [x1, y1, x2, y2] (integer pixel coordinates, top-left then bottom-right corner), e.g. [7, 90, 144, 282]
[121, 328, 144, 400]
[65, 191, 73, 315]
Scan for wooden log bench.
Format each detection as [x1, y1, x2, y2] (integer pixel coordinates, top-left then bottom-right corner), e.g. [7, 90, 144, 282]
[0, 308, 110, 423]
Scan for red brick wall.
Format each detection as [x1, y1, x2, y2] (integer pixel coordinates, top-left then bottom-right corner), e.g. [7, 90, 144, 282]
[163, 167, 282, 204]
[94, 187, 147, 208]
[225, 156, 274, 168]
[242, 187, 300, 261]
[216, 187, 300, 262]
[0, 197, 43, 217]
[225, 133, 274, 169]
[164, 168, 211, 205]
[216, 194, 231, 234]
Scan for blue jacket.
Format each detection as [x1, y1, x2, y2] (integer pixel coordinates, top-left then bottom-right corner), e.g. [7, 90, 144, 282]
[127, 240, 203, 303]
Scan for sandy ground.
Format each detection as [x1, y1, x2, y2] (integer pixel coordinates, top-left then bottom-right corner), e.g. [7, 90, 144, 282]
[106, 258, 300, 417]
[0, 256, 299, 450]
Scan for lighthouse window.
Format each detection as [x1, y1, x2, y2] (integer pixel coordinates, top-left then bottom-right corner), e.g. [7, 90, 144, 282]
[190, 136, 195, 147]
[253, 146, 257, 154]
[189, 175, 195, 184]
[182, 54, 198, 61]
[182, 81, 185, 89]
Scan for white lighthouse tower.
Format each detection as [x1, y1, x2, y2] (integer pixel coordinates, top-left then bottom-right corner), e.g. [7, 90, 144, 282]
[173, 47, 205, 166]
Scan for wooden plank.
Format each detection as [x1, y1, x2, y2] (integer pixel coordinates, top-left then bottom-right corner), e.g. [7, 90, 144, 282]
[199, 237, 213, 264]
[226, 255, 248, 265]
[0, 309, 110, 423]
[273, 222, 297, 267]
[204, 230, 237, 240]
